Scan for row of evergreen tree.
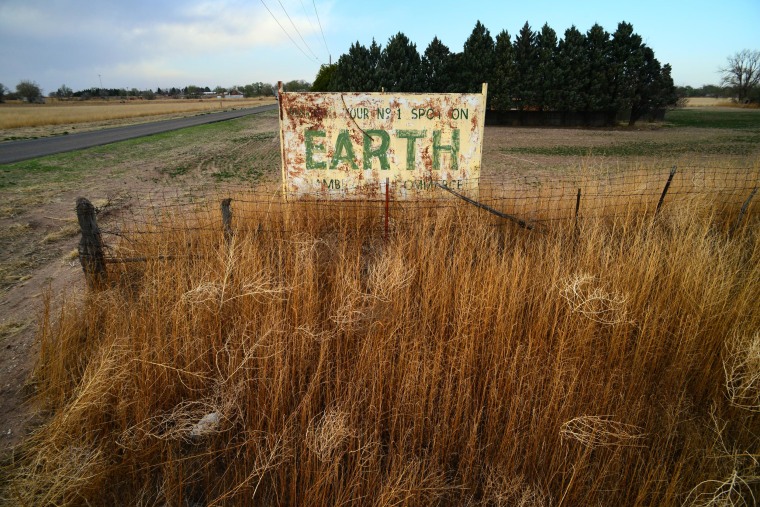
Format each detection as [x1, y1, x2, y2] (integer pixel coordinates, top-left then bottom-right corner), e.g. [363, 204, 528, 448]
[313, 21, 677, 124]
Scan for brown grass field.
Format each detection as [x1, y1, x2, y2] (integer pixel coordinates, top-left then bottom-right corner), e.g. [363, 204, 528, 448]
[0, 97, 276, 134]
[1, 106, 759, 505]
[7, 197, 760, 506]
[683, 97, 736, 107]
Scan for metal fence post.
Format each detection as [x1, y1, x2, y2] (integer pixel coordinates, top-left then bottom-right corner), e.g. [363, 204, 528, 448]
[384, 178, 389, 241]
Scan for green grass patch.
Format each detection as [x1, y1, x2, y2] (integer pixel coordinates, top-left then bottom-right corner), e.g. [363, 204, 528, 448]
[502, 138, 759, 158]
[665, 108, 760, 130]
[1, 111, 279, 191]
[0, 155, 90, 190]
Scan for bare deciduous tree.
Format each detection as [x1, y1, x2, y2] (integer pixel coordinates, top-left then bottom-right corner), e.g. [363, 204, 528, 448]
[720, 49, 760, 103]
[16, 80, 43, 103]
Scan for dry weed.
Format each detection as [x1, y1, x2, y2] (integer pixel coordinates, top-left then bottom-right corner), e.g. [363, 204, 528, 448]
[560, 415, 647, 448]
[5, 196, 759, 506]
[724, 331, 760, 412]
[559, 272, 632, 325]
[683, 470, 758, 507]
[304, 408, 356, 463]
[482, 469, 552, 507]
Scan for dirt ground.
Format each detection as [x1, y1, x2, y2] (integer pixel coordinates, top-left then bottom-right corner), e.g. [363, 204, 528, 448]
[0, 163, 160, 456]
[1, 107, 759, 463]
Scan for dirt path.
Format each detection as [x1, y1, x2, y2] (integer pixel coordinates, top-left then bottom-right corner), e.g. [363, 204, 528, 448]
[0, 181, 139, 457]
[0, 244, 82, 453]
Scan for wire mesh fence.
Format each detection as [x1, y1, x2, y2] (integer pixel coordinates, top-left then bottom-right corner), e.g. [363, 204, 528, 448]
[76, 162, 759, 280]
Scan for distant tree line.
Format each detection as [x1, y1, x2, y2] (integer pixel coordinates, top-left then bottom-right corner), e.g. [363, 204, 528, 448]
[673, 50, 760, 104]
[675, 84, 733, 99]
[0, 80, 314, 104]
[0, 80, 46, 103]
[313, 20, 678, 125]
[66, 82, 283, 100]
[0, 81, 289, 103]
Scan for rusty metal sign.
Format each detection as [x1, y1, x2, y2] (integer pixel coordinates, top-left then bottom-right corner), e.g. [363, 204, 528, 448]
[278, 84, 487, 199]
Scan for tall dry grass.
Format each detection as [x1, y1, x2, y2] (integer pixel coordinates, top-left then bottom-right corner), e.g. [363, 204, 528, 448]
[5, 195, 760, 506]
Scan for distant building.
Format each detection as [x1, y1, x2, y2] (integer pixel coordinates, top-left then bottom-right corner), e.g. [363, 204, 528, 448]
[202, 90, 244, 99]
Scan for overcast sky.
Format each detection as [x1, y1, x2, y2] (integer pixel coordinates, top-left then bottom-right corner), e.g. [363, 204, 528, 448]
[1, 0, 758, 94]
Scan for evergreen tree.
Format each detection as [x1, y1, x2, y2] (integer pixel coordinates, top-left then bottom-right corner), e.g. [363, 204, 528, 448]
[368, 39, 382, 87]
[492, 30, 515, 110]
[657, 64, 678, 110]
[513, 22, 539, 109]
[333, 40, 381, 91]
[422, 36, 453, 92]
[459, 21, 494, 94]
[378, 32, 422, 92]
[536, 23, 559, 110]
[312, 63, 337, 91]
[555, 26, 589, 111]
[448, 52, 464, 90]
[609, 22, 643, 115]
[322, 20, 676, 121]
[584, 23, 612, 111]
[627, 48, 676, 124]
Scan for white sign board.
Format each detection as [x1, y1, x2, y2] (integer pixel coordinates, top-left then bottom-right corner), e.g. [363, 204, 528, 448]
[278, 84, 487, 199]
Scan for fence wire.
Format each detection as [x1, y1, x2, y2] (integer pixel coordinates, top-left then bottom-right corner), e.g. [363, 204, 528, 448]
[79, 163, 759, 264]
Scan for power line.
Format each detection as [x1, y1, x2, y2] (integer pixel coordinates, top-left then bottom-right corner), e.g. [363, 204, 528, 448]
[259, 0, 318, 63]
[298, 0, 318, 33]
[276, 0, 321, 61]
[312, 0, 331, 63]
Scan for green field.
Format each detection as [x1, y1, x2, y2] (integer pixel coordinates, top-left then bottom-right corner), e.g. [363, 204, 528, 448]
[499, 107, 760, 159]
[665, 107, 760, 130]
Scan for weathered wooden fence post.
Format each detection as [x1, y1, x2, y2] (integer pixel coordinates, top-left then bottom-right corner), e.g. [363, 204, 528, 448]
[655, 166, 677, 216]
[221, 198, 233, 245]
[731, 186, 757, 236]
[574, 188, 582, 237]
[76, 197, 106, 288]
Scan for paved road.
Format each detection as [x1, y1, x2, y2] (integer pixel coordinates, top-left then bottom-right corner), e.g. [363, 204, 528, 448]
[0, 104, 278, 164]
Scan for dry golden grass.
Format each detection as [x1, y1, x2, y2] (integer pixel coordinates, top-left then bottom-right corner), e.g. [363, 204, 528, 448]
[0, 97, 276, 129]
[4, 194, 760, 506]
[684, 97, 737, 107]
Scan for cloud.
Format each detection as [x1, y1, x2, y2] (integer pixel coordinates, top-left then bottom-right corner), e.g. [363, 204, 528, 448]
[0, 0, 329, 91]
